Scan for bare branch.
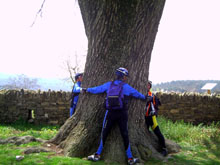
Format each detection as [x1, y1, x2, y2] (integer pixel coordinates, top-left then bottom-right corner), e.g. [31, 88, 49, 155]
[59, 52, 85, 84]
[30, 0, 46, 27]
[67, 60, 75, 83]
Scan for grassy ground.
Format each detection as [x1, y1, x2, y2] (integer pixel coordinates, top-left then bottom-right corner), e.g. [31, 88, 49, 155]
[0, 117, 220, 165]
[151, 117, 220, 165]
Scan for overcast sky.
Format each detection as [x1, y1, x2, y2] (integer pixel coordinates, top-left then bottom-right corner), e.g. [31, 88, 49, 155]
[0, 0, 220, 84]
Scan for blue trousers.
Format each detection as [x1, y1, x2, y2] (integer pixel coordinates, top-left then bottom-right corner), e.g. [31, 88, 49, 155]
[70, 104, 76, 117]
[96, 110, 133, 159]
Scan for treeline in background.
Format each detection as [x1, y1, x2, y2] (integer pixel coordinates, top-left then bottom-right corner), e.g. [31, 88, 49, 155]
[152, 80, 220, 93]
[1, 73, 220, 93]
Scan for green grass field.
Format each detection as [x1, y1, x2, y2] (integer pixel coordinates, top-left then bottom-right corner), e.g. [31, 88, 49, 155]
[0, 117, 220, 165]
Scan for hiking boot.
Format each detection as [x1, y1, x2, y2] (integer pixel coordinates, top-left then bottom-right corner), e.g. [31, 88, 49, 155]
[161, 148, 168, 157]
[128, 158, 139, 165]
[88, 153, 100, 161]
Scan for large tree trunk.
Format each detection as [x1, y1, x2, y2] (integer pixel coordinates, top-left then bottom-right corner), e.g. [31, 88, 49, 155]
[49, 0, 179, 164]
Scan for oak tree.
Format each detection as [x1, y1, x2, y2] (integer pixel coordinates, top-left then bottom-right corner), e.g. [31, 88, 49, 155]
[49, 0, 180, 163]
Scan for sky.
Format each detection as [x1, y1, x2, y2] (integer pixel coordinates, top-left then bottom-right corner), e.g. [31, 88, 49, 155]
[0, 0, 220, 84]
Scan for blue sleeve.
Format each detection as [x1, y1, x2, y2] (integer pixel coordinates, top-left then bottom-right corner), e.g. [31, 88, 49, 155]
[123, 84, 146, 100]
[87, 82, 111, 94]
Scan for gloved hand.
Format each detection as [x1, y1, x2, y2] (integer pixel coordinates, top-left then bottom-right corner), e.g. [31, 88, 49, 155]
[80, 88, 87, 94]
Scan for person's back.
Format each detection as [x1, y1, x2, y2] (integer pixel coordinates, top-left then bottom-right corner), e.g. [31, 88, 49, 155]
[106, 80, 125, 110]
[87, 80, 145, 101]
[86, 67, 145, 165]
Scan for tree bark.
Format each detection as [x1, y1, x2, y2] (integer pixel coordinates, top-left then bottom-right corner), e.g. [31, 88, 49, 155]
[49, 0, 179, 164]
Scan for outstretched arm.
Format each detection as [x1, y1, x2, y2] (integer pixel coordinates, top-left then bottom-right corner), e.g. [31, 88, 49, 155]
[87, 82, 111, 94]
[124, 84, 146, 100]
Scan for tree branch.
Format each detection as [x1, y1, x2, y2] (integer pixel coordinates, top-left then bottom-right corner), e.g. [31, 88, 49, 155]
[30, 0, 46, 27]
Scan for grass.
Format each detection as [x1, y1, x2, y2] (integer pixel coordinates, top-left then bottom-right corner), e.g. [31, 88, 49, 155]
[0, 120, 59, 140]
[0, 118, 220, 165]
[153, 117, 220, 165]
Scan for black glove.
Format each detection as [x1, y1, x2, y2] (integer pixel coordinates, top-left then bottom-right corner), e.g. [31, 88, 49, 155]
[80, 88, 87, 94]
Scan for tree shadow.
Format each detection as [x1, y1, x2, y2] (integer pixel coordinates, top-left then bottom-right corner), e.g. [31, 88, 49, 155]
[168, 130, 220, 165]
[201, 131, 220, 163]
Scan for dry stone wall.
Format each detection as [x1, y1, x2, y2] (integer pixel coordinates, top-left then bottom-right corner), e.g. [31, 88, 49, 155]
[0, 89, 71, 125]
[156, 92, 220, 124]
[0, 90, 220, 125]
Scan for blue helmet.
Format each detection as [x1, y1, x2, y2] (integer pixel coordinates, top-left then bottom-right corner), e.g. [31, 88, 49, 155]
[75, 73, 83, 81]
[115, 67, 129, 77]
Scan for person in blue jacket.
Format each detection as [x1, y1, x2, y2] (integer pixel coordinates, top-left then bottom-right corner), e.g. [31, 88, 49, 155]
[87, 67, 146, 165]
[70, 73, 83, 117]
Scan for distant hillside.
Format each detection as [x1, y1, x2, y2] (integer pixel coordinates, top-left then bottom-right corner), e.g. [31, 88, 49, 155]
[0, 73, 73, 91]
[1, 73, 220, 93]
[37, 78, 73, 91]
[152, 80, 220, 93]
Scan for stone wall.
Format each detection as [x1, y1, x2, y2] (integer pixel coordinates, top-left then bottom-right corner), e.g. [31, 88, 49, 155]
[0, 90, 220, 125]
[0, 89, 71, 125]
[156, 92, 220, 124]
